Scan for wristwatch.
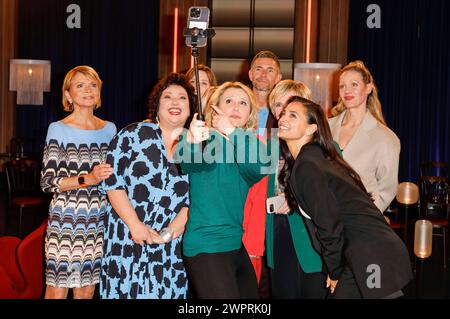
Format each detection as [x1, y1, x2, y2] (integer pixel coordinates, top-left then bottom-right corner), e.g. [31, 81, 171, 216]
[78, 175, 86, 185]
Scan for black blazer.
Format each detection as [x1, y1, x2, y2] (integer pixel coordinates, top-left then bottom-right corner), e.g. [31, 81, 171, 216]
[289, 143, 412, 298]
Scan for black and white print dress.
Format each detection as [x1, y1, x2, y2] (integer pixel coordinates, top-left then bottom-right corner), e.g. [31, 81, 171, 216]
[100, 122, 189, 299]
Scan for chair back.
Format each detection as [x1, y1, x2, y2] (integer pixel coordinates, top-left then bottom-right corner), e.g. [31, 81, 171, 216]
[3, 159, 42, 204]
[419, 161, 449, 218]
[9, 137, 37, 160]
[16, 219, 47, 299]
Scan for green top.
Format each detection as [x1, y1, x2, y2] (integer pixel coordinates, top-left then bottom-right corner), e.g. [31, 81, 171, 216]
[265, 172, 323, 273]
[266, 141, 343, 273]
[175, 129, 272, 257]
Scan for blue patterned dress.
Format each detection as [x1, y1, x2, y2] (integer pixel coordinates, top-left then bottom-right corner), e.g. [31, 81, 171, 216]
[100, 122, 189, 299]
[40, 121, 117, 288]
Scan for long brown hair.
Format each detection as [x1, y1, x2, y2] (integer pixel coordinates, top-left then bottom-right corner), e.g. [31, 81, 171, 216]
[330, 60, 386, 126]
[279, 96, 372, 208]
[185, 64, 218, 87]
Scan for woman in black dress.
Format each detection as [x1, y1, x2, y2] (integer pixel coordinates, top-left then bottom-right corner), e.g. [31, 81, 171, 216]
[277, 96, 412, 299]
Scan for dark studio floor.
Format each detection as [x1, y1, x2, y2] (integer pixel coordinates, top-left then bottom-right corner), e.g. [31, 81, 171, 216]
[0, 171, 449, 299]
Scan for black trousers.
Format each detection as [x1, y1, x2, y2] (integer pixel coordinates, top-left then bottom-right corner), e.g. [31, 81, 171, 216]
[183, 245, 259, 299]
[271, 215, 328, 299]
[333, 266, 404, 299]
[332, 266, 363, 299]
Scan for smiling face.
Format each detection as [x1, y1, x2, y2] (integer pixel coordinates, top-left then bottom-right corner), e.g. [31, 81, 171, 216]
[339, 70, 373, 110]
[278, 101, 316, 142]
[189, 70, 211, 97]
[64, 72, 100, 109]
[248, 57, 282, 92]
[217, 87, 251, 128]
[158, 85, 191, 128]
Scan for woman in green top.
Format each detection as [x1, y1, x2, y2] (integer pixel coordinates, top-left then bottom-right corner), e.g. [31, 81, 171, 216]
[266, 80, 327, 299]
[176, 81, 270, 299]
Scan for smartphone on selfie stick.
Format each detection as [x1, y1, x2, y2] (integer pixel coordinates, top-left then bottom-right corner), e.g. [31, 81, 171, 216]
[183, 7, 215, 121]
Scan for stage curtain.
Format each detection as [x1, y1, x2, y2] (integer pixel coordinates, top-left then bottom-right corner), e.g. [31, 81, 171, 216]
[348, 0, 450, 182]
[16, 0, 160, 158]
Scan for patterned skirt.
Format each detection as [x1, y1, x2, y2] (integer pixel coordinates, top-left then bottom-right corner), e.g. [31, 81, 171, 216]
[45, 195, 106, 288]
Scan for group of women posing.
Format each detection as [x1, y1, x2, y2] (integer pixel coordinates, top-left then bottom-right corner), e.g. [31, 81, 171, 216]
[40, 60, 411, 299]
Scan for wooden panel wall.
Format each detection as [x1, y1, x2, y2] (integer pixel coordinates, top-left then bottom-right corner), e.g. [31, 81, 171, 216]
[158, 0, 208, 79]
[0, 0, 18, 154]
[159, 0, 349, 78]
[318, 0, 349, 65]
[294, 0, 349, 65]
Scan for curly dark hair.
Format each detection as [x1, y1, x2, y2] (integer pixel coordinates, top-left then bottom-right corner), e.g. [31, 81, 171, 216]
[279, 96, 372, 210]
[147, 73, 197, 128]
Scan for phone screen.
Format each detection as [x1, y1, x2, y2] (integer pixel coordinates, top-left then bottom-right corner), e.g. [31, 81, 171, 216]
[188, 20, 208, 29]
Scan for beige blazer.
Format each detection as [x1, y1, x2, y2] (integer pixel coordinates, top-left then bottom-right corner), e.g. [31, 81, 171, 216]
[328, 110, 401, 212]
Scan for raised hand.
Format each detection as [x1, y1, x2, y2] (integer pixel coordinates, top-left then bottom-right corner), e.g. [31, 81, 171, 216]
[211, 105, 235, 136]
[187, 113, 210, 144]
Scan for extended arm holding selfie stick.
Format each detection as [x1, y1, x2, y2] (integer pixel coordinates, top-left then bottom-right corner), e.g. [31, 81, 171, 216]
[183, 27, 215, 121]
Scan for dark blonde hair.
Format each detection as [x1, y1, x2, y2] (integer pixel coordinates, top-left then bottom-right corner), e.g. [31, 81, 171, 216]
[204, 82, 258, 130]
[269, 80, 312, 116]
[330, 60, 386, 125]
[62, 66, 102, 112]
[185, 64, 218, 88]
[201, 86, 218, 111]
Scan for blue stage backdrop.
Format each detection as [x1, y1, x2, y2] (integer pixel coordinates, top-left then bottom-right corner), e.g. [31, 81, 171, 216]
[348, 0, 450, 183]
[16, 0, 160, 158]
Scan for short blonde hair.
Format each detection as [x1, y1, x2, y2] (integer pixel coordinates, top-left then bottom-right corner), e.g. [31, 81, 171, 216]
[62, 66, 103, 112]
[268, 80, 312, 116]
[204, 82, 258, 130]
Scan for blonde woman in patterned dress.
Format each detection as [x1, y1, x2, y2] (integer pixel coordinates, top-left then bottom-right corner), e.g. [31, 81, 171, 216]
[40, 66, 116, 299]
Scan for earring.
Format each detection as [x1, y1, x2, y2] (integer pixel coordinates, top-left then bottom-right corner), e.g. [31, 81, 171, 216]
[155, 115, 160, 125]
[68, 101, 74, 111]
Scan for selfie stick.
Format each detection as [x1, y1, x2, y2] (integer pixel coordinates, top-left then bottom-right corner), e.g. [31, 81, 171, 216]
[183, 27, 215, 121]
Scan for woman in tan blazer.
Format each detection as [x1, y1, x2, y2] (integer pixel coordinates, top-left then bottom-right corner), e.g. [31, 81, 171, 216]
[328, 61, 400, 213]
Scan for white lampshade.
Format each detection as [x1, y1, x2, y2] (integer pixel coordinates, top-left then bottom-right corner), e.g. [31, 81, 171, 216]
[9, 59, 51, 105]
[294, 63, 341, 115]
